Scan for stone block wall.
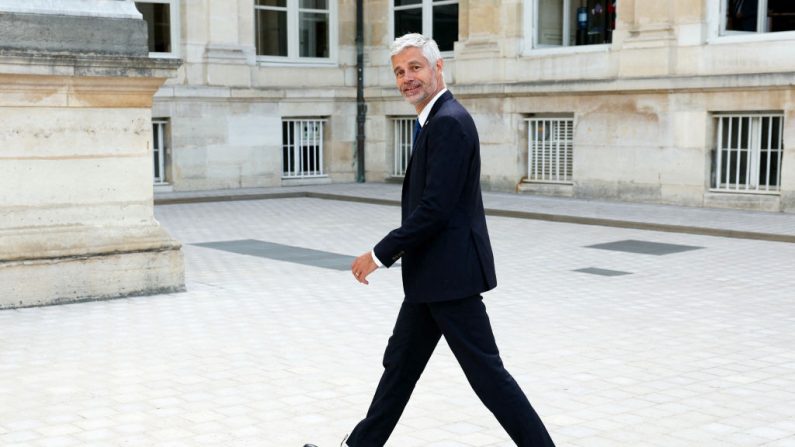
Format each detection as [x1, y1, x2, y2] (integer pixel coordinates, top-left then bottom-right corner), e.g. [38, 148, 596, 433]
[141, 0, 795, 212]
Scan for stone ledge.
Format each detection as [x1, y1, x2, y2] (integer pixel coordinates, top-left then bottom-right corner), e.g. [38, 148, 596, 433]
[517, 181, 575, 198]
[0, 50, 181, 79]
[364, 71, 795, 98]
[0, 224, 182, 263]
[0, 0, 142, 19]
[0, 11, 147, 57]
[0, 249, 185, 309]
[704, 191, 782, 212]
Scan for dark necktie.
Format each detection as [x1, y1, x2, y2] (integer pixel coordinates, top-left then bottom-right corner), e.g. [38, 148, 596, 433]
[412, 119, 421, 152]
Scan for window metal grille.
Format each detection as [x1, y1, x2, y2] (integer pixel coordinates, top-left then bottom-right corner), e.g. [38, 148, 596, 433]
[526, 118, 574, 183]
[392, 117, 415, 176]
[282, 119, 326, 178]
[152, 119, 168, 184]
[713, 113, 783, 193]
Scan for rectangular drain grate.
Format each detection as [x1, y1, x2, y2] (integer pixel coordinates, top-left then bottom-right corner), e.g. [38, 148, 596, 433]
[586, 239, 703, 256]
[193, 239, 356, 271]
[573, 267, 632, 277]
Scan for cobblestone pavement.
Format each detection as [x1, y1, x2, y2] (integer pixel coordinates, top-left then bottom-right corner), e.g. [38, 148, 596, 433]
[1, 197, 794, 446]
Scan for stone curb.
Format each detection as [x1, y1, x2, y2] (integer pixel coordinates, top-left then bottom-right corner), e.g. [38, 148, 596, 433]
[155, 191, 795, 244]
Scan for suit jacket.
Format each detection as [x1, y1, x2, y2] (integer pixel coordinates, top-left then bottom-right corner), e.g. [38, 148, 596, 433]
[374, 91, 497, 303]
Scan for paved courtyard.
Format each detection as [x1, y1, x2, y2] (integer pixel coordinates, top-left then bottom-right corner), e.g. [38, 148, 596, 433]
[1, 196, 795, 446]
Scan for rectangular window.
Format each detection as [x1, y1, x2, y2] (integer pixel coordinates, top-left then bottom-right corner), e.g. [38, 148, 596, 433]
[256, 0, 288, 56]
[393, 0, 459, 52]
[152, 119, 169, 184]
[526, 117, 574, 183]
[282, 119, 326, 178]
[712, 113, 783, 193]
[723, 0, 795, 34]
[392, 117, 415, 176]
[532, 0, 616, 48]
[256, 0, 334, 60]
[135, 1, 179, 56]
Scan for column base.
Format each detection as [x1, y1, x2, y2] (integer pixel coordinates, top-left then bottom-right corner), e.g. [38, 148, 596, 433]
[0, 224, 185, 309]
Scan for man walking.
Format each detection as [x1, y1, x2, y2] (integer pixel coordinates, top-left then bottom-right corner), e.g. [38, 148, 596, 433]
[335, 34, 554, 446]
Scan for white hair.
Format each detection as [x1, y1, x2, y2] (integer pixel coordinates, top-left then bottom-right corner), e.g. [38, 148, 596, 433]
[390, 33, 441, 68]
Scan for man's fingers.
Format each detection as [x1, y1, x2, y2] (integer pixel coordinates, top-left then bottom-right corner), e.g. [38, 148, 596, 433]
[351, 252, 376, 285]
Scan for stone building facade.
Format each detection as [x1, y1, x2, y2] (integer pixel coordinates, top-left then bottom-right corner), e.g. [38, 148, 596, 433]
[143, 0, 795, 212]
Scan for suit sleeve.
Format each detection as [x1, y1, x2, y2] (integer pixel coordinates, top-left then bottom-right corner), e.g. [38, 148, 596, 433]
[373, 115, 473, 267]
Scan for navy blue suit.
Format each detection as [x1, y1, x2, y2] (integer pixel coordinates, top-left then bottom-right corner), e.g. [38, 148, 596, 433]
[348, 91, 555, 446]
[374, 91, 496, 303]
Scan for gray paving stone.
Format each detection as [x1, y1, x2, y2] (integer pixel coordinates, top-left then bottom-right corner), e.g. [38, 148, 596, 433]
[0, 195, 794, 446]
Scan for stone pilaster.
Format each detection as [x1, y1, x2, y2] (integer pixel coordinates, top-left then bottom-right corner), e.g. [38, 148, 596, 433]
[615, 0, 677, 78]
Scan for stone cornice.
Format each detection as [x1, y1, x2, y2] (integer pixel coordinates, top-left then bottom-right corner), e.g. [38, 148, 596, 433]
[365, 71, 795, 99]
[0, 50, 181, 79]
[0, 0, 141, 19]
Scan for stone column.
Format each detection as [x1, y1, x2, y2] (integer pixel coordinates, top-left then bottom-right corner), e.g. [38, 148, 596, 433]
[0, 0, 185, 308]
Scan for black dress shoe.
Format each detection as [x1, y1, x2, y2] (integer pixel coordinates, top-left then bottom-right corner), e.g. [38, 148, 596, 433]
[303, 433, 349, 447]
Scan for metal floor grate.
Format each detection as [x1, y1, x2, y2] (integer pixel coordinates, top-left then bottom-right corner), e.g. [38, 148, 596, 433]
[193, 239, 355, 271]
[573, 267, 632, 277]
[586, 239, 703, 256]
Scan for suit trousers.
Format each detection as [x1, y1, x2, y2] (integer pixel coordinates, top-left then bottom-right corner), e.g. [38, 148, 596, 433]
[347, 295, 555, 447]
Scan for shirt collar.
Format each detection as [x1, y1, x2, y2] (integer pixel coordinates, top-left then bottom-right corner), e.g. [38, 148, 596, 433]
[417, 88, 448, 127]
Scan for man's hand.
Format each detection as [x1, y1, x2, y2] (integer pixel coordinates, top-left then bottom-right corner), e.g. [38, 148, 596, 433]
[351, 252, 378, 285]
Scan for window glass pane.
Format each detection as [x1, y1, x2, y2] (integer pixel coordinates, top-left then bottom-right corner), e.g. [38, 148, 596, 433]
[432, 3, 458, 52]
[726, 0, 759, 32]
[768, 0, 795, 32]
[300, 12, 329, 57]
[153, 123, 160, 149]
[395, 0, 422, 6]
[300, 0, 328, 9]
[257, 0, 287, 6]
[395, 8, 422, 37]
[586, 0, 610, 44]
[571, 0, 615, 45]
[537, 0, 563, 45]
[256, 9, 288, 56]
[136, 2, 171, 53]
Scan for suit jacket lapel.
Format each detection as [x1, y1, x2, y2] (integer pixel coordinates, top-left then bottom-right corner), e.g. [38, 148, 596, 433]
[404, 90, 454, 174]
[423, 90, 453, 127]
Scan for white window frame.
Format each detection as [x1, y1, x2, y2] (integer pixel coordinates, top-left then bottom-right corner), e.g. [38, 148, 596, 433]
[391, 117, 415, 177]
[525, 116, 574, 184]
[389, 0, 459, 57]
[282, 118, 328, 179]
[152, 119, 169, 185]
[135, 0, 180, 58]
[709, 0, 795, 43]
[255, 0, 339, 65]
[712, 113, 784, 194]
[523, 0, 613, 54]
